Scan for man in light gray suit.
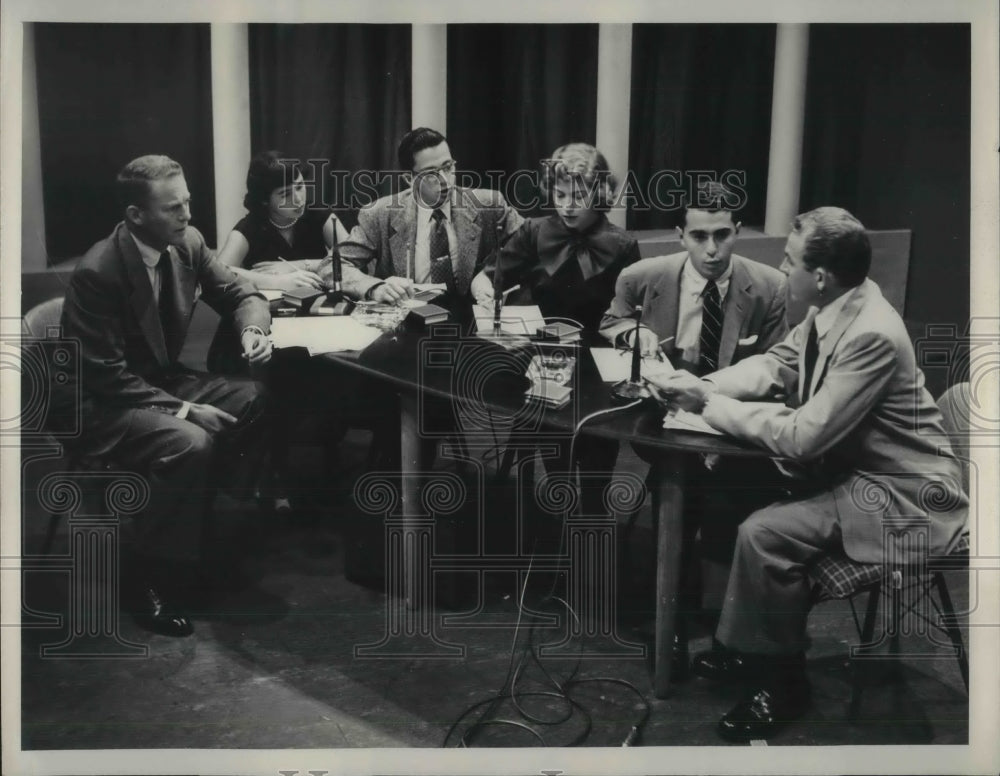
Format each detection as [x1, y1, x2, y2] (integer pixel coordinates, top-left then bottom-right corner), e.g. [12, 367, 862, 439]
[651, 206, 968, 741]
[339, 127, 523, 303]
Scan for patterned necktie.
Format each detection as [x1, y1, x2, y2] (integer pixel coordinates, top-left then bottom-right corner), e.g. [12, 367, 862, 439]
[802, 320, 820, 401]
[428, 209, 454, 289]
[698, 280, 723, 373]
[157, 251, 176, 360]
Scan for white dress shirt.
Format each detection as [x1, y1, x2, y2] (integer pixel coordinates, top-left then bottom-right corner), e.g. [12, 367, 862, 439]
[674, 257, 734, 364]
[130, 231, 167, 303]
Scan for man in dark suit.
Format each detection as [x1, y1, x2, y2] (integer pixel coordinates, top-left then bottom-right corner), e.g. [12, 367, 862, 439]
[651, 206, 967, 740]
[339, 127, 523, 304]
[600, 190, 788, 674]
[60, 155, 273, 637]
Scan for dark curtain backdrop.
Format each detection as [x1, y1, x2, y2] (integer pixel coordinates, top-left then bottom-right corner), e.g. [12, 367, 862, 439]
[628, 24, 776, 230]
[801, 24, 970, 332]
[249, 24, 411, 225]
[35, 23, 215, 262]
[447, 24, 598, 216]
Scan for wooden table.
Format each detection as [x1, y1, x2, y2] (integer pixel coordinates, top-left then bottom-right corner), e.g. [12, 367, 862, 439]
[322, 312, 768, 697]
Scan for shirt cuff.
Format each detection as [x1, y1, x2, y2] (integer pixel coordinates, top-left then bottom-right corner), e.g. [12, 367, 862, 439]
[240, 324, 267, 339]
[618, 325, 653, 348]
[176, 401, 191, 420]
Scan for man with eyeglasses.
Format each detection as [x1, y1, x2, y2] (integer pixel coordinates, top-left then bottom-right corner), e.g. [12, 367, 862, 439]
[339, 127, 523, 304]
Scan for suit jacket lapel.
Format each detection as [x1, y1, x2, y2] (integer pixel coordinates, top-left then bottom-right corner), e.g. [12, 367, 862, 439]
[650, 255, 683, 345]
[719, 258, 752, 368]
[451, 190, 482, 294]
[798, 307, 819, 404]
[813, 281, 872, 392]
[120, 226, 169, 367]
[389, 192, 416, 279]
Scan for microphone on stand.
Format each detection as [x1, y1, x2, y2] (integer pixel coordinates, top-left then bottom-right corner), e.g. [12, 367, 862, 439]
[492, 223, 505, 336]
[610, 305, 652, 405]
[477, 222, 528, 349]
[321, 224, 355, 316]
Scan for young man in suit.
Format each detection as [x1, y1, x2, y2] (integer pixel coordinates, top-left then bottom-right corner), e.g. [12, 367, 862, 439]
[339, 127, 523, 304]
[650, 206, 968, 740]
[600, 189, 788, 674]
[60, 155, 273, 637]
[600, 188, 787, 369]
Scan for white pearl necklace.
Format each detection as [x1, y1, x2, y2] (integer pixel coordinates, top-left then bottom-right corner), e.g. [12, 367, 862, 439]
[268, 213, 300, 231]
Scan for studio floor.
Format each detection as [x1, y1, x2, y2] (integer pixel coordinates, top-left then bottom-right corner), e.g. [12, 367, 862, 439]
[18, 431, 969, 750]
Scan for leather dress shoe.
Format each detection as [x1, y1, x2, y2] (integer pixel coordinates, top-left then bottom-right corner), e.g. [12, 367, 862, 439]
[717, 681, 810, 742]
[691, 642, 760, 683]
[131, 586, 194, 637]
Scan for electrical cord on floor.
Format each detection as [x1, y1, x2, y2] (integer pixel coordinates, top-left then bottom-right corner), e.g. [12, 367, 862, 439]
[443, 398, 651, 747]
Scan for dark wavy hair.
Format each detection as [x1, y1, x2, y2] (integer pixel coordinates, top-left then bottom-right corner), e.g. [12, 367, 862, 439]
[397, 127, 448, 172]
[541, 143, 617, 213]
[243, 150, 302, 217]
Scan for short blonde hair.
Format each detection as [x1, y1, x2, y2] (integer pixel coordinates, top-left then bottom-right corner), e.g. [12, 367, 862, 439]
[542, 143, 617, 212]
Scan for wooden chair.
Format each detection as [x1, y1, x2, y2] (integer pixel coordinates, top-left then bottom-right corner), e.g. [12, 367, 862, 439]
[809, 382, 971, 718]
[22, 297, 121, 555]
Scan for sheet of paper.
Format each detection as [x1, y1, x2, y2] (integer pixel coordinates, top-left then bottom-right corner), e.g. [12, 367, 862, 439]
[662, 409, 724, 436]
[474, 305, 544, 336]
[270, 316, 382, 355]
[590, 348, 676, 383]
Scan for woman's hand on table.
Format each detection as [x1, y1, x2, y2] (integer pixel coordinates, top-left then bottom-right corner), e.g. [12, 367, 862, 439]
[470, 272, 494, 307]
[266, 269, 326, 292]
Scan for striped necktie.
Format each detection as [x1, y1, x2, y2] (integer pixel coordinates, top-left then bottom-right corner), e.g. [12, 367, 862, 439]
[698, 280, 722, 373]
[428, 209, 454, 289]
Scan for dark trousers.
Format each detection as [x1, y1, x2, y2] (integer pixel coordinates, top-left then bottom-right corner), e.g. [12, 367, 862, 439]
[74, 370, 266, 570]
[209, 329, 352, 495]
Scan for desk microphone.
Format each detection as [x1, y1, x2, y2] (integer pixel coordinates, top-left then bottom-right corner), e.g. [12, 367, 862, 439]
[323, 225, 354, 316]
[477, 222, 528, 349]
[492, 229, 504, 336]
[610, 304, 652, 405]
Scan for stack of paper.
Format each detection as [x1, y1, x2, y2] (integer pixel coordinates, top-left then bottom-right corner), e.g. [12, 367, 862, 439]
[590, 348, 676, 383]
[662, 409, 723, 436]
[474, 305, 545, 336]
[269, 316, 382, 355]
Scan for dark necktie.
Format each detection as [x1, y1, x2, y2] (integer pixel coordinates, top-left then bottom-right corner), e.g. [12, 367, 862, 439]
[157, 251, 176, 361]
[428, 209, 455, 289]
[698, 280, 723, 373]
[802, 320, 820, 401]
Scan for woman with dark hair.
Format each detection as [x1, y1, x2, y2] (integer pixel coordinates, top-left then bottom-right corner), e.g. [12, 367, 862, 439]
[215, 150, 349, 293]
[209, 151, 351, 513]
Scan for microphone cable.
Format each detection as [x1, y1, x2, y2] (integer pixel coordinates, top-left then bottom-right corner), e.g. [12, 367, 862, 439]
[442, 398, 652, 748]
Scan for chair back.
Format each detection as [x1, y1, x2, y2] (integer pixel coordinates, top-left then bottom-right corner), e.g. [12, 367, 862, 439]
[937, 382, 971, 494]
[22, 297, 65, 340]
[21, 297, 70, 436]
